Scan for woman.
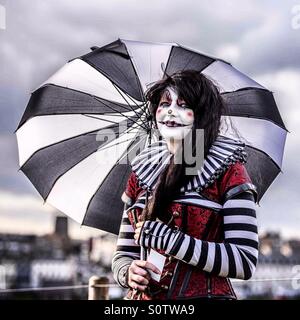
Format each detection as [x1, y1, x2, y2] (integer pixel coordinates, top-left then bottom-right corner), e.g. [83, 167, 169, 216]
[111, 70, 258, 300]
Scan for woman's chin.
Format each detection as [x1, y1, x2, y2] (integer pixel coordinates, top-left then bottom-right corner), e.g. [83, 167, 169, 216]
[159, 126, 192, 141]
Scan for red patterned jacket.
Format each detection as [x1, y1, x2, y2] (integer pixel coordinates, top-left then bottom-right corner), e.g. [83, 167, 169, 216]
[118, 162, 258, 300]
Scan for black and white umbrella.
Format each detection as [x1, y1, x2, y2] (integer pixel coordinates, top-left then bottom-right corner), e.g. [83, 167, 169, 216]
[16, 39, 287, 234]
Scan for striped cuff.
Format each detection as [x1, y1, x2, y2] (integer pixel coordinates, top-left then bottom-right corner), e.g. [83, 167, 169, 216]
[117, 264, 130, 289]
[112, 256, 134, 289]
[137, 220, 181, 251]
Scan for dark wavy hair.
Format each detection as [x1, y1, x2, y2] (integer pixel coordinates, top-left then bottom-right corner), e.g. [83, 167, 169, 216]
[141, 69, 226, 222]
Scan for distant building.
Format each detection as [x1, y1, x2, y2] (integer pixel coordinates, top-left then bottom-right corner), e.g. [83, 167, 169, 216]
[54, 216, 69, 239]
[0, 215, 106, 299]
[233, 231, 300, 299]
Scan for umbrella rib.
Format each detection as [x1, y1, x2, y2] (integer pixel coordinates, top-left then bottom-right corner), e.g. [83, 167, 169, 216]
[93, 90, 146, 129]
[92, 95, 148, 131]
[88, 116, 148, 154]
[82, 114, 127, 126]
[81, 113, 150, 130]
[116, 133, 148, 165]
[93, 97, 135, 113]
[112, 81, 145, 108]
[86, 121, 147, 146]
[85, 119, 146, 139]
[223, 113, 287, 132]
[105, 81, 152, 132]
[92, 94, 135, 114]
[111, 82, 149, 123]
[96, 131, 147, 153]
[99, 84, 152, 131]
[122, 93, 149, 123]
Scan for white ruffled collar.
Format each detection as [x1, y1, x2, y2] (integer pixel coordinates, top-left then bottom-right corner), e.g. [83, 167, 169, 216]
[130, 135, 247, 193]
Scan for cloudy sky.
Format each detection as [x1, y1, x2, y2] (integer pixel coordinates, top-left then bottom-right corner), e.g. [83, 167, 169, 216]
[0, 0, 300, 240]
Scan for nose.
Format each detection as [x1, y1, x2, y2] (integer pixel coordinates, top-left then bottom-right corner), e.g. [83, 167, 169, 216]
[167, 100, 178, 116]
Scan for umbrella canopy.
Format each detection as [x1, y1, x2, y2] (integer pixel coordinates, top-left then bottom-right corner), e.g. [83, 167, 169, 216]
[16, 39, 287, 234]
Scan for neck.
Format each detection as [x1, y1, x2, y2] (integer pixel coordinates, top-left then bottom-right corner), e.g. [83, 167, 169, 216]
[166, 138, 182, 155]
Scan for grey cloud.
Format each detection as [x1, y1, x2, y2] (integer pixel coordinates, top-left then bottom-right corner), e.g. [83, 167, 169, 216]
[2, 0, 295, 95]
[235, 10, 300, 75]
[0, 87, 28, 133]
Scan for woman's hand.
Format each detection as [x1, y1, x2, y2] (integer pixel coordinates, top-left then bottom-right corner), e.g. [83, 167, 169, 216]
[134, 221, 145, 244]
[127, 260, 161, 291]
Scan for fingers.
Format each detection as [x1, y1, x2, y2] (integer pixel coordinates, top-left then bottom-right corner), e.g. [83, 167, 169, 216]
[128, 264, 148, 291]
[128, 260, 161, 292]
[130, 273, 149, 286]
[129, 262, 151, 279]
[128, 280, 147, 292]
[133, 228, 140, 241]
[133, 260, 161, 274]
[128, 275, 148, 292]
[130, 265, 150, 279]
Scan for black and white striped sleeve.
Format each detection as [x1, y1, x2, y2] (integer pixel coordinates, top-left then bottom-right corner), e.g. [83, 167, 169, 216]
[111, 204, 140, 288]
[137, 191, 259, 280]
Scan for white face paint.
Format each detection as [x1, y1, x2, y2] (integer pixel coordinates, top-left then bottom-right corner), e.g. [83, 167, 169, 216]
[155, 87, 194, 141]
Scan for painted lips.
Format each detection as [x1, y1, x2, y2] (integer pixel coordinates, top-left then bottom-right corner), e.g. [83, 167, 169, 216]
[159, 121, 187, 127]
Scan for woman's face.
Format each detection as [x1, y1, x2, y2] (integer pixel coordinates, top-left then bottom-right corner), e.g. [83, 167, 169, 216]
[155, 86, 194, 140]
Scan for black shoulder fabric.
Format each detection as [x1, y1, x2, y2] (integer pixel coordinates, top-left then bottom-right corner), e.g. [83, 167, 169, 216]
[223, 182, 258, 203]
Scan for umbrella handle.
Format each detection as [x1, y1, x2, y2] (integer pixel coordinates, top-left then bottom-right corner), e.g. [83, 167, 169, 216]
[140, 245, 148, 261]
[132, 208, 148, 261]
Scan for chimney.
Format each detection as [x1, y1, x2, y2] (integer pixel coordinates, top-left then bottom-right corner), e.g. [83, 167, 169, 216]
[54, 216, 69, 238]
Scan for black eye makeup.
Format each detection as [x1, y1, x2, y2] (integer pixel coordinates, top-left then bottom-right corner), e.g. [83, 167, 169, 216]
[158, 101, 190, 109]
[159, 101, 170, 107]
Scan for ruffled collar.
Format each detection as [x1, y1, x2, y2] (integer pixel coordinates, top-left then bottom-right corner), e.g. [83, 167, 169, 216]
[130, 135, 247, 193]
